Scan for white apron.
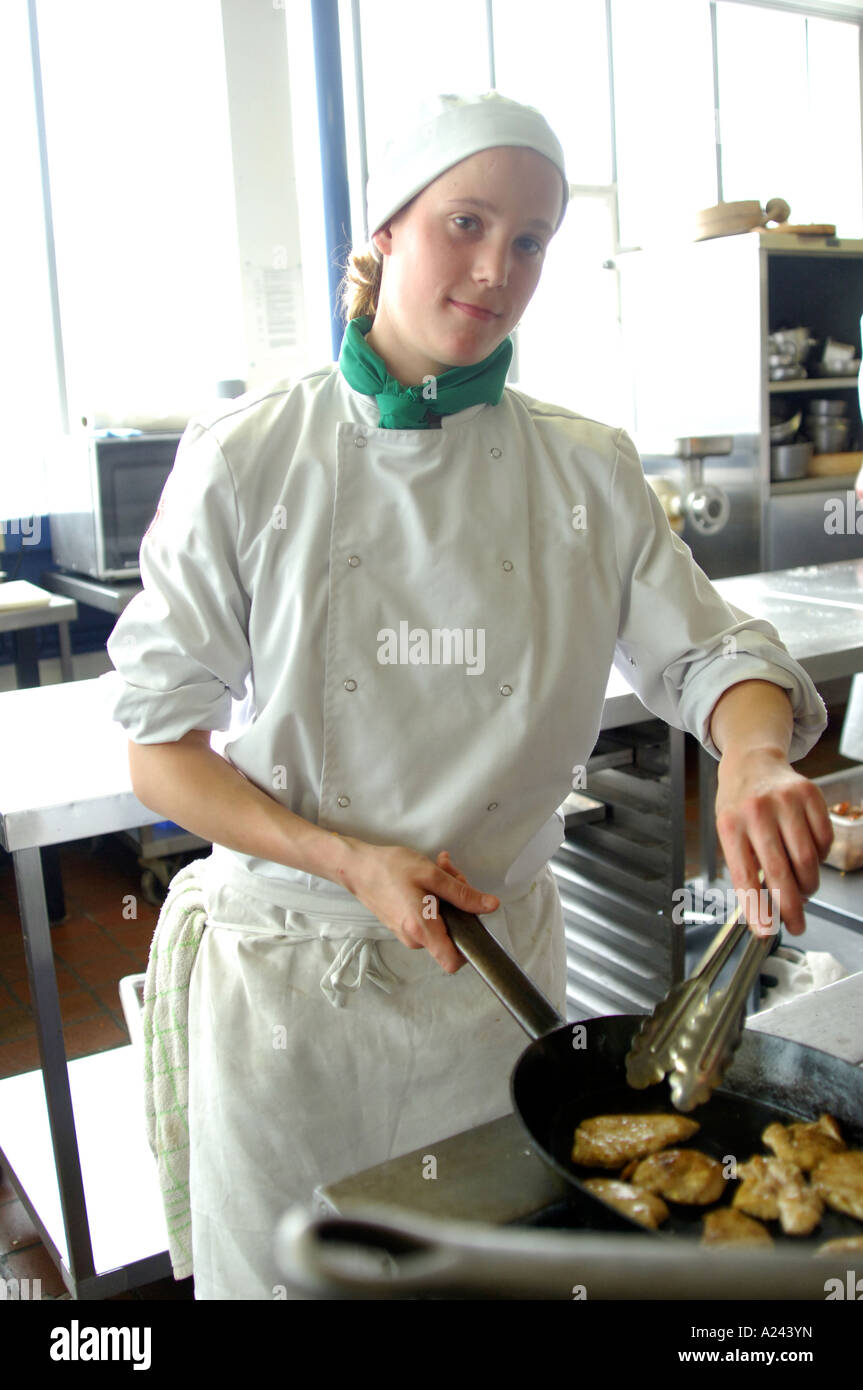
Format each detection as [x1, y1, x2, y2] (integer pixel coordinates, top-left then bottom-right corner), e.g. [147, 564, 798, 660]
[187, 853, 567, 1300]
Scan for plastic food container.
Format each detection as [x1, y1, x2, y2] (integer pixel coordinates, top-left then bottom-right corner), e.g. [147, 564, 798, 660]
[815, 767, 863, 872]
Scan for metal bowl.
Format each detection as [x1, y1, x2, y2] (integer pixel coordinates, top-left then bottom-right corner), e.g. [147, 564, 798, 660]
[768, 329, 815, 364]
[769, 411, 802, 443]
[806, 420, 851, 453]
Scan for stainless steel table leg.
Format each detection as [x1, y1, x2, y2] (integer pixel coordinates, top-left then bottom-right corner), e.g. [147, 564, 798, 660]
[40, 845, 66, 923]
[12, 845, 96, 1291]
[57, 621, 74, 682]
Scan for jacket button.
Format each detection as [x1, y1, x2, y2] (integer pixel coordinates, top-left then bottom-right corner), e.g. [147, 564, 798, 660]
[347, 555, 361, 567]
[337, 795, 351, 808]
[487, 802, 499, 811]
[490, 447, 502, 458]
[354, 436, 367, 448]
[344, 678, 357, 691]
[499, 684, 513, 696]
[502, 560, 513, 572]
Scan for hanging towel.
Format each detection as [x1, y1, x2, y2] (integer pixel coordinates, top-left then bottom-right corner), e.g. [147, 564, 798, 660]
[142, 860, 208, 1281]
[141, 857, 401, 1279]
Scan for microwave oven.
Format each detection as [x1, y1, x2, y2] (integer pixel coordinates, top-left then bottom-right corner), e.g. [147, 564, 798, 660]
[49, 432, 183, 581]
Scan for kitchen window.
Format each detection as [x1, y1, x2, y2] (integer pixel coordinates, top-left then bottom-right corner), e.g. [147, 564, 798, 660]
[4, 0, 862, 517]
[346, 0, 862, 429]
[2, 0, 245, 516]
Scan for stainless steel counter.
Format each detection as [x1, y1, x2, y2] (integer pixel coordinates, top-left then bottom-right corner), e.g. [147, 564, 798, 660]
[714, 558, 863, 683]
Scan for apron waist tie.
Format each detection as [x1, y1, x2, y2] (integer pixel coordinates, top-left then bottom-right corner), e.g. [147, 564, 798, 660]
[320, 937, 398, 1008]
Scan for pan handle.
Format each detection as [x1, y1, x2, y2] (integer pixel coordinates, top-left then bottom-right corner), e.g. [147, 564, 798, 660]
[275, 1203, 837, 1301]
[438, 902, 565, 1040]
[275, 1203, 615, 1300]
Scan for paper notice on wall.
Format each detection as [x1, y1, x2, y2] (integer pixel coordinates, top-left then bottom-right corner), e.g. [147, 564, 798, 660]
[243, 260, 305, 385]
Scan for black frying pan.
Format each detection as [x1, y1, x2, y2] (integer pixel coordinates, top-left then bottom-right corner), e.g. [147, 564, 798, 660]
[438, 903, 863, 1243]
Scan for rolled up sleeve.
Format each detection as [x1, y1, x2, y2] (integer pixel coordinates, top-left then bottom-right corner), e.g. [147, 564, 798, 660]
[100, 421, 252, 743]
[610, 428, 827, 763]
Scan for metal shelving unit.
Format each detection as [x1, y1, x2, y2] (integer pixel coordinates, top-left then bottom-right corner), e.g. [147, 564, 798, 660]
[619, 232, 863, 577]
[552, 722, 686, 1021]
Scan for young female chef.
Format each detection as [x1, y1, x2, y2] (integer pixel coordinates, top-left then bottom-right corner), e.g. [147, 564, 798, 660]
[103, 91, 832, 1299]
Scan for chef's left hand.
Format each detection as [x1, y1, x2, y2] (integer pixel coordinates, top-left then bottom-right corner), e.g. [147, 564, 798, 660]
[714, 747, 833, 937]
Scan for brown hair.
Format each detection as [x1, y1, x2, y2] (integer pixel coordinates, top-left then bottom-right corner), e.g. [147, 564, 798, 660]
[339, 197, 421, 323]
[339, 239, 383, 323]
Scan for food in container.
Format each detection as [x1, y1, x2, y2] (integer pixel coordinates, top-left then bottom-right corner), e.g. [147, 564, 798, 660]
[815, 767, 863, 871]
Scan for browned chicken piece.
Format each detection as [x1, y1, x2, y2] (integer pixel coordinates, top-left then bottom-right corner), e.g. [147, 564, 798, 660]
[733, 1156, 782, 1220]
[815, 1236, 863, 1257]
[582, 1178, 669, 1230]
[733, 1155, 823, 1236]
[701, 1209, 773, 1248]
[629, 1148, 725, 1205]
[761, 1114, 846, 1172]
[571, 1113, 700, 1169]
[812, 1151, 863, 1222]
[777, 1179, 824, 1236]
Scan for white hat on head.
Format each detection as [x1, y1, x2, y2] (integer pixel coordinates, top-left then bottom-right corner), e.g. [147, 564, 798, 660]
[365, 90, 569, 241]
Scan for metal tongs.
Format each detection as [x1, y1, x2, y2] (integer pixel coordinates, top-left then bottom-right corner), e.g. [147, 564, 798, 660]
[625, 873, 775, 1112]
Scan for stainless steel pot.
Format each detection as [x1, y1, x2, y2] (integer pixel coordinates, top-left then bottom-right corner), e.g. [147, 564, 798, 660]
[808, 399, 848, 417]
[771, 442, 813, 480]
[807, 419, 850, 453]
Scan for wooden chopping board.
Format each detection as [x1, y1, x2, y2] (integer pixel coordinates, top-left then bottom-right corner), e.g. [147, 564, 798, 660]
[763, 224, 837, 237]
[808, 451, 863, 476]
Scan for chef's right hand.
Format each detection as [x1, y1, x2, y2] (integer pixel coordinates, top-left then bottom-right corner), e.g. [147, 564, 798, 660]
[339, 841, 499, 974]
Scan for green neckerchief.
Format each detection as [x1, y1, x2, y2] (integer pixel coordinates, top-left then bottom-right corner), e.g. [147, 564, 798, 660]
[338, 314, 513, 429]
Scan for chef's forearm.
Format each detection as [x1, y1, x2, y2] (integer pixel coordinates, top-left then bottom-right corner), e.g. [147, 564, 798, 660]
[127, 734, 358, 885]
[708, 679, 794, 764]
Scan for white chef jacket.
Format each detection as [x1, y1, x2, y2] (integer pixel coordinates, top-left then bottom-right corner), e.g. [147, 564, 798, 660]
[102, 364, 829, 1299]
[102, 364, 827, 905]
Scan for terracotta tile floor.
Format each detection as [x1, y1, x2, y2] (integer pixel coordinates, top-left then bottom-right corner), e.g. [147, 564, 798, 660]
[0, 712, 850, 1301]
